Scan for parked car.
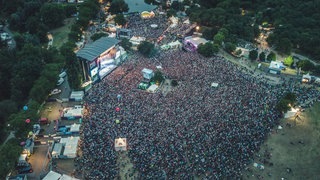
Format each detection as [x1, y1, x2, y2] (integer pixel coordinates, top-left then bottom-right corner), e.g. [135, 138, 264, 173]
[57, 78, 64, 86]
[59, 71, 67, 78]
[18, 166, 33, 174]
[50, 89, 62, 95]
[17, 163, 33, 174]
[39, 118, 49, 125]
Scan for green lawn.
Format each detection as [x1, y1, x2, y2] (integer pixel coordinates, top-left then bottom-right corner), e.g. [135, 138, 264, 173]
[50, 17, 76, 49]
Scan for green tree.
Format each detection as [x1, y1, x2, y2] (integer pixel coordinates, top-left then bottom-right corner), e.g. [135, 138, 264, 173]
[119, 38, 132, 51]
[171, 80, 178, 87]
[197, 42, 216, 57]
[0, 49, 15, 100]
[201, 27, 215, 40]
[267, 51, 276, 61]
[276, 99, 291, 113]
[138, 41, 156, 58]
[283, 56, 294, 67]
[234, 49, 242, 56]
[259, 52, 266, 61]
[249, 49, 258, 61]
[60, 43, 82, 89]
[91, 33, 108, 41]
[297, 60, 315, 72]
[167, 9, 177, 17]
[109, 0, 129, 14]
[114, 14, 127, 26]
[284, 92, 297, 105]
[276, 38, 292, 55]
[40, 3, 66, 29]
[213, 32, 225, 46]
[151, 70, 164, 84]
[224, 42, 236, 54]
[0, 139, 22, 178]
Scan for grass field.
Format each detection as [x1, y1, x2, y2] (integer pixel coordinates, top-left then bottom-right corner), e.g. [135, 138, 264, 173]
[243, 102, 320, 180]
[50, 17, 76, 49]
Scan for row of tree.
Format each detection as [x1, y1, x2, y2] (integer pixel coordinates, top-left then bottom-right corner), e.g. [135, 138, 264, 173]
[0, 0, 101, 178]
[179, 0, 320, 60]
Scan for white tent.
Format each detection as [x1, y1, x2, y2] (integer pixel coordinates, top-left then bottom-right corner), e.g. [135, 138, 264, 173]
[42, 171, 62, 180]
[70, 124, 81, 133]
[284, 108, 298, 118]
[147, 84, 158, 93]
[60, 136, 79, 158]
[269, 61, 285, 70]
[115, 138, 127, 151]
[302, 73, 312, 83]
[70, 91, 84, 101]
[63, 107, 83, 118]
[129, 36, 146, 46]
[211, 82, 219, 88]
[142, 68, 154, 80]
[168, 40, 182, 49]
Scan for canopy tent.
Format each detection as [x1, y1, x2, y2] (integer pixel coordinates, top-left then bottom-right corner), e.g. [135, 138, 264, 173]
[284, 107, 298, 118]
[269, 61, 286, 70]
[302, 73, 312, 83]
[142, 68, 154, 80]
[70, 91, 84, 101]
[211, 82, 219, 88]
[60, 136, 79, 158]
[147, 84, 159, 93]
[115, 138, 127, 151]
[138, 82, 149, 90]
[70, 124, 81, 133]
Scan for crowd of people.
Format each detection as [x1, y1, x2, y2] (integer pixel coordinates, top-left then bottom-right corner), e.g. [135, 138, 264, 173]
[127, 13, 168, 40]
[75, 48, 320, 179]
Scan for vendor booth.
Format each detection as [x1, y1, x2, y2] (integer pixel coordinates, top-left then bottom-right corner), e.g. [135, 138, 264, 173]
[115, 138, 127, 151]
[142, 68, 154, 80]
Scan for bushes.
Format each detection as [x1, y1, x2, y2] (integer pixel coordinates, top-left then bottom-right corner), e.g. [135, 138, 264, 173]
[276, 92, 297, 113]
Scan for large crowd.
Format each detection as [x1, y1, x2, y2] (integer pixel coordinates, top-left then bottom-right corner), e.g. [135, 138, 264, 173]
[75, 48, 320, 179]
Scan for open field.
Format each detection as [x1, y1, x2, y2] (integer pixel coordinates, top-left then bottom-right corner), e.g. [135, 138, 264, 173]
[243, 102, 320, 180]
[50, 17, 76, 49]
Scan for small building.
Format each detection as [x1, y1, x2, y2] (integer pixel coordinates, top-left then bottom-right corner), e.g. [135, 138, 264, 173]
[115, 138, 127, 151]
[147, 84, 159, 93]
[268, 61, 285, 75]
[69, 91, 84, 101]
[116, 28, 132, 39]
[211, 82, 219, 88]
[142, 68, 154, 80]
[62, 106, 83, 120]
[129, 36, 146, 49]
[60, 136, 79, 158]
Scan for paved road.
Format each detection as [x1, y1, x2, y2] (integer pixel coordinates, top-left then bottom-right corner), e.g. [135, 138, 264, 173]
[28, 145, 50, 180]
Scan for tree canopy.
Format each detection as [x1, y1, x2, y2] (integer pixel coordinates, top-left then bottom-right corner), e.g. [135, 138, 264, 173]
[138, 41, 156, 58]
[198, 42, 219, 57]
[109, 0, 129, 14]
